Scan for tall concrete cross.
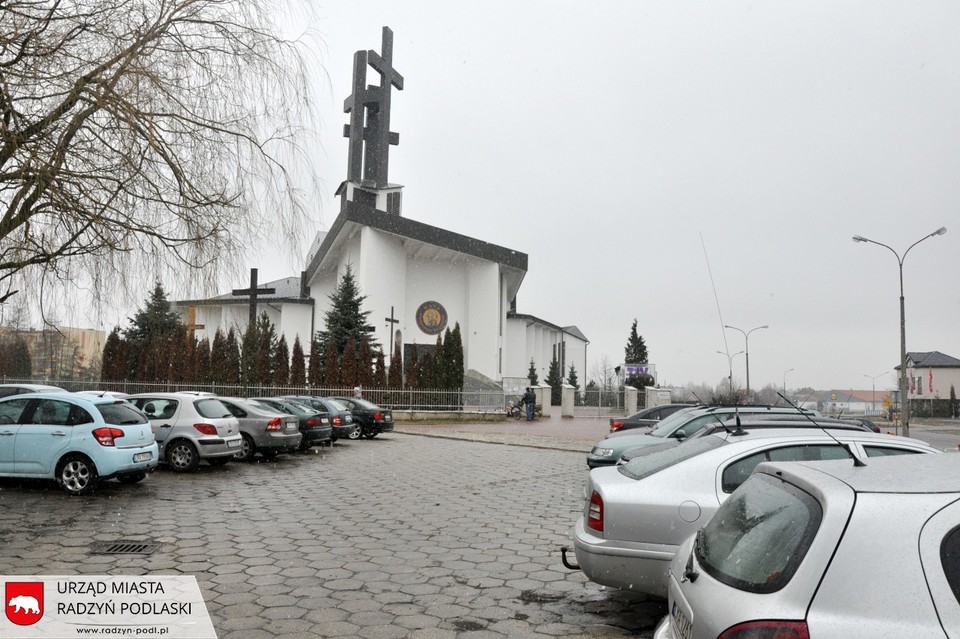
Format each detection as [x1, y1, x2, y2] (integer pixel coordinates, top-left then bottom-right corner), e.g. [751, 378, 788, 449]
[231, 268, 276, 327]
[384, 306, 399, 356]
[343, 26, 403, 187]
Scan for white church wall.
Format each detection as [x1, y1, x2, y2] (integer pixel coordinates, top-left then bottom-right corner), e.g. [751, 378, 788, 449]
[465, 261, 500, 380]
[404, 256, 467, 353]
[504, 318, 529, 378]
[277, 304, 313, 351]
[357, 227, 407, 359]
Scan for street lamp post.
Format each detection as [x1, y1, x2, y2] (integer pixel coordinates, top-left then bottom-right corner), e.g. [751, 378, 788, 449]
[863, 371, 887, 415]
[717, 350, 744, 396]
[783, 368, 795, 397]
[853, 226, 947, 438]
[724, 324, 769, 401]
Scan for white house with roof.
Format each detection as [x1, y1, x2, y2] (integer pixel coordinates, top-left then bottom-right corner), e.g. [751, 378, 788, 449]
[898, 351, 960, 399]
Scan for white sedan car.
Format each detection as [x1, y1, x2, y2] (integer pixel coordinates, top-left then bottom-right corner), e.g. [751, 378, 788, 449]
[572, 424, 940, 598]
[654, 453, 960, 639]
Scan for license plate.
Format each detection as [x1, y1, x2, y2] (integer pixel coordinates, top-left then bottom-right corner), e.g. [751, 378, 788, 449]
[133, 452, 152, 463]
[384, 415, 392, 422]
[671, 601, 693, 639]
[227, 439, 241, 448]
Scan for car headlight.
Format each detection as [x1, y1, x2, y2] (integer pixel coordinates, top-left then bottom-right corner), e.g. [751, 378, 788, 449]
[591, 447, 614, 458]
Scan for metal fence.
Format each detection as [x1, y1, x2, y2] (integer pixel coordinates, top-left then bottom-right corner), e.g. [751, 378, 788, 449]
[1, 377, 508, 413]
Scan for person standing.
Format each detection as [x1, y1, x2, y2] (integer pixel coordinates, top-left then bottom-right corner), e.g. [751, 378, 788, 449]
[521, 387, 536, 421]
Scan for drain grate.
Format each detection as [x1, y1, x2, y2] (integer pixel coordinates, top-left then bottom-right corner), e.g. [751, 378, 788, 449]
[91, 541, 161, 555]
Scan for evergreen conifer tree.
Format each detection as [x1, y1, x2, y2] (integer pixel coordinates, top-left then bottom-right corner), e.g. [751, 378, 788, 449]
[307, 337, 323, 387]
[210, 329, 228, 384]
[432, 335, 446, 389]
[224, 328, 241, 385]
[254, 312, 276, 385]
[274, 335, 290, 386]
[445, 323, 464, 390]
[240, 322, 259, 386]
[404, 344, 419, 389]
[124, 281, 181, 381]
[195, 338, 211, 385]
[100, 327, 125, 380]
[545, 354, 563, 405]
[527, 359, 539, 386]
[373, 351, 386, 387]
[357, 337, 373, 389]
[418, 351, 433, 389]
[290, 336, 306, 386]
[317, 265, 378, 356]
[341, 337, 358, 387]
[624, 318, 648, 364]
[387, 342, 402, 388]
[567, 363, 579, 390]
[323, 340, 340, 388]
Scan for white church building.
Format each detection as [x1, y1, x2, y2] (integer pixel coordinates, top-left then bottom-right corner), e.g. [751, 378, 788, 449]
[173, 27, 588, 388]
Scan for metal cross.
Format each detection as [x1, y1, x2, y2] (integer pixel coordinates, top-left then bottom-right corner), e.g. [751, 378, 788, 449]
[385, 306, 399, 355]
[342, 26, 403, 187]
[231, 268, 276, 327]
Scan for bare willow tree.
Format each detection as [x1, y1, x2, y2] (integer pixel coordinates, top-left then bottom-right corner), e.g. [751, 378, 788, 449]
[0, 0, 317, 304]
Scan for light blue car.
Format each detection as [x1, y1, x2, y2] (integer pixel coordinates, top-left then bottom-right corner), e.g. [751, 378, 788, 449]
[0, 393, 158, 495]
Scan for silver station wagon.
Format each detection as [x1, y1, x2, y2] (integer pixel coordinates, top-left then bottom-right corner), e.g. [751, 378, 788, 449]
[573, 424, 940, 598]
[655, 453, 960, 639]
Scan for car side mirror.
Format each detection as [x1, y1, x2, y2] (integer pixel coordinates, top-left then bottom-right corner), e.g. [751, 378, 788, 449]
[674, 429, 687, 440]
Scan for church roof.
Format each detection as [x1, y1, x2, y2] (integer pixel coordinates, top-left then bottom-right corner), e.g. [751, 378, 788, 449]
[174, 276, 313, 307]
[304, 201, 528, 283]
[507, 312, 589, 344]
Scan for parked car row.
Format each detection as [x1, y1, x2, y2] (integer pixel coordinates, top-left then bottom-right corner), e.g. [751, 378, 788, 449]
[571, 405, 960, 637]
[0, 385, 394, 496]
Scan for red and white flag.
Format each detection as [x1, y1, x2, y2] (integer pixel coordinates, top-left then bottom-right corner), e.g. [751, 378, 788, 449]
[930, 368, 934, 393]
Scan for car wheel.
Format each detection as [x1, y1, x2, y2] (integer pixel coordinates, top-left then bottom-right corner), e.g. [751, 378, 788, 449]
[166, 440, 200, 473]
[57, 454, 99, 496]
[363, 431, 378, 439]
[347, 427, 361, 440]
[117, 472, 146, 485]
[237, 434, 256, 462]
[207, 457, 231, 467]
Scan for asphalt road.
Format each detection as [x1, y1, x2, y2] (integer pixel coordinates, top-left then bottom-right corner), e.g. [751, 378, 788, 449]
[0, 431, 665, 638]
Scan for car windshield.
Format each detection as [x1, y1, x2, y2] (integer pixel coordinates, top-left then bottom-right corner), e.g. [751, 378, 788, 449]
[696, 473, 822, 594]
[286, 402, 315, 415]
[97, 402, 148, 426]
[618, 436, 725, 480]
[648, 407, 700, 437]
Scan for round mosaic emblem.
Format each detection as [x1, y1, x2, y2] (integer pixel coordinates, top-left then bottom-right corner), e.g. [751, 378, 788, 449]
[415, 301, 448, 335]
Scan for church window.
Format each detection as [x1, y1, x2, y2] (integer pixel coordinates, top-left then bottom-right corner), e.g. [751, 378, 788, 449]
[387, 191, 401, 215]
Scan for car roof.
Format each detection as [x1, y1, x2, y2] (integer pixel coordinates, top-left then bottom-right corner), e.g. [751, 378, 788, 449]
[1, 392, 114, 407]
[0, 383, 68, 392]
[756, 453, 960, 495]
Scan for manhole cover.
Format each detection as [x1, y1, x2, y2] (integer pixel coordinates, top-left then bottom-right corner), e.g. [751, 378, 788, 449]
[91, 541, 161, 555]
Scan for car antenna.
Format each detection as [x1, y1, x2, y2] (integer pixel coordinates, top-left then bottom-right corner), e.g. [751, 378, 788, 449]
[777, 392, 866, 466]
[690, 390, 705, 406]
[730, 405, 747, 436]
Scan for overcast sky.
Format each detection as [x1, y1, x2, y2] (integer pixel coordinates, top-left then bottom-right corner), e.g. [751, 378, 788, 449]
[92, 2, 960, 392]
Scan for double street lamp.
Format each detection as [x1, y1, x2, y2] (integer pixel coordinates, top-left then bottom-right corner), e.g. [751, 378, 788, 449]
[724, 324, 768, 400]
[717, 350, 744, 395]
[852, 226, 947, 438]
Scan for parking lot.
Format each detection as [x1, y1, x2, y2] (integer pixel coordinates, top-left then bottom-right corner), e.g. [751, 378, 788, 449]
[0, 427, 666, 638]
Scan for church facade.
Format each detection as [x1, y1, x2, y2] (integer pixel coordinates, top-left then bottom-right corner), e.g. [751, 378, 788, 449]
[173, 27, 588, 387]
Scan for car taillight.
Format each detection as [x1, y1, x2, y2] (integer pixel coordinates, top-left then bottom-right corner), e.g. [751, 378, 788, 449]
[193, 423, 218, 436]
[305, 418, 321, 427]
[92, 427, 125, 446]
[332, 415, 341, 426]
[266, 417, 282, 432]
[374, 411, 384, 421]
[718, 621, 810, 639]
[587, 491, 604, 532]
[610, 421, 624, 432]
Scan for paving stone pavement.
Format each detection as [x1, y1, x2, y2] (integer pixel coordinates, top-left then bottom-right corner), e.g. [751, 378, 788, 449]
[0, 432, 666, 638]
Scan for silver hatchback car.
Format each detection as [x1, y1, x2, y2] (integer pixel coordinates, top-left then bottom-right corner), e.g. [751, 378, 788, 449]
[654, 453, 960, 639]
[573, 425, 940, 598]
[128, 393, 241, 472]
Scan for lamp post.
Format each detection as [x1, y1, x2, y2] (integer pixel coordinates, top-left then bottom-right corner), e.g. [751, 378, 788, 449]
[853, 226, 947, 437]
[717, 350, 744, 396]
[863, 371, 887, 415]
[783, 368, 795, 398]
[724, 324, 769, 401]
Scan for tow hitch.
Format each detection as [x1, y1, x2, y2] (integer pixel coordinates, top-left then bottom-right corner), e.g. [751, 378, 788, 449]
[559, 546, 579, 570]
